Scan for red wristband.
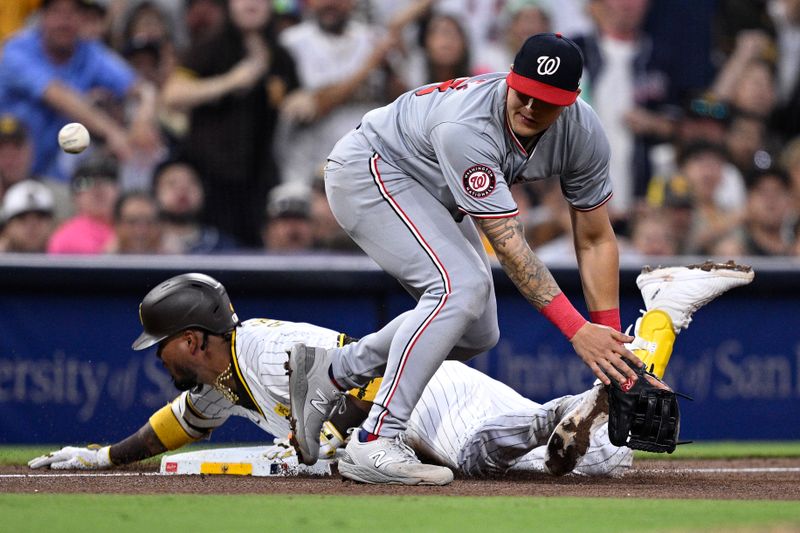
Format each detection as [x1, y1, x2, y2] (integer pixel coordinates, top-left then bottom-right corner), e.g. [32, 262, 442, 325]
[540, 293, 587, 340]
[590, 308, 621, 332]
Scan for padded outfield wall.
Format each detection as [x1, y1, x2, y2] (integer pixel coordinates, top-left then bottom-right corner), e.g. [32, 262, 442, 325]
[0, 255, 797, 444]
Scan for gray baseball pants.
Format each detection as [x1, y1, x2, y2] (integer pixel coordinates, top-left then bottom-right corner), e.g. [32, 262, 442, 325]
[326, 129, 500, 437]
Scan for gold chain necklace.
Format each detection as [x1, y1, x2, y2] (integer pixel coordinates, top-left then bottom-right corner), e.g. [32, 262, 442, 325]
[213, 362, 239, 403]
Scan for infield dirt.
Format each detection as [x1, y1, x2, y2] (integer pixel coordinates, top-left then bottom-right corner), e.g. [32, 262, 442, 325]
[2, 459, 799, 499]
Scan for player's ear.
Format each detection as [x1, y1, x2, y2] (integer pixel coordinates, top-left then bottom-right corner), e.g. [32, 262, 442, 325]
[576, 88, 582, 97]
[181, 330, 199, 353]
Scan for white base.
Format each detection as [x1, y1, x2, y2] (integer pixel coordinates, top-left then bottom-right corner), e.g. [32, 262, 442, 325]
[159, 445, 333, 477]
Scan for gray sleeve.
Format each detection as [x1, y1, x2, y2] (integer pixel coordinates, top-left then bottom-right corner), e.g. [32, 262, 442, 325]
[177, 386, 232, 434]
[430, 123, 519, 218]
[560, 112, 613, 211]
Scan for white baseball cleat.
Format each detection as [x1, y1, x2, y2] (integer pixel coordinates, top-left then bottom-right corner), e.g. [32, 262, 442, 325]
[544, 383, 609, 476]
[636, 260, 754, 332]
[338, 432, 454, 485]
[287, 343, 343, 466]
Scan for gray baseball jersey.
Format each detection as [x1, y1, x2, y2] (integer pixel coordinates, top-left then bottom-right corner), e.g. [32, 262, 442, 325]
[166, 318, 627, 476]
[325, 73, 615, 440]
[354, 72, 613, 218]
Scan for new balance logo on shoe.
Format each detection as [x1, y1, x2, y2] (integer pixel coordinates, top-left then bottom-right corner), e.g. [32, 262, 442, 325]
[338, 434, 455, 485]
[369, 450, 392, 468]
[310, 389, 329, 414]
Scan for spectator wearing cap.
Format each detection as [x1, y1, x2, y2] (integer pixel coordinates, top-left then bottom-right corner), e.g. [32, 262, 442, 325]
[262, 182, 314, 252]
[162, 0, 299, 247]
[573, 0, 678, 228]
[0, 180, 55, 253]
[0, 115, 35, 195]
[741, 168, 794, 256]
[644, 173, 693, 254]
[0, 113, 73, 221]
[47, 152, 119, 254]
[107, 190, 164, 254]
[0, 0, 161, 182]
[153, 159, 238, 254]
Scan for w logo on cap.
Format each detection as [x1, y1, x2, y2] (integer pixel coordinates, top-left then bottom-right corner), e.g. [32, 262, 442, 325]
[506, 33, 582, 106]
[536, 56, 561, 75]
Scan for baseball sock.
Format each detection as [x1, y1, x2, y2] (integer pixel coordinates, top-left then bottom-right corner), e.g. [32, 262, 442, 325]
[632, 310, 675, 379]
[328, 365, 348, 391]
[358, 428, 379, 442]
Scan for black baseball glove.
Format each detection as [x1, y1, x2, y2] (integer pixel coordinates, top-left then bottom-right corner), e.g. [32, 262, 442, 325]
[606, 360, 689, 453]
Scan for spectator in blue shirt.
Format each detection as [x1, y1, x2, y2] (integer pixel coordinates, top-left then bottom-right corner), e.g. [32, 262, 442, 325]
[0, 0, 160, 182]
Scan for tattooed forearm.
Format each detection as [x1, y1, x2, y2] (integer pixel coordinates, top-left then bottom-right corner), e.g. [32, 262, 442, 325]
[109, 422, 168, 465]
[478, 216, 562, 309]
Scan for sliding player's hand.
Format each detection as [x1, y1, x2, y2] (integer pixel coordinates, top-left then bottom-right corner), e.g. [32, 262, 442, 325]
[28, 445, 113, 470]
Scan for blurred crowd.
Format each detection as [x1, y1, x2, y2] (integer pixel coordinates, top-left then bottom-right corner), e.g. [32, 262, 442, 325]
[0, 0, 799, 260]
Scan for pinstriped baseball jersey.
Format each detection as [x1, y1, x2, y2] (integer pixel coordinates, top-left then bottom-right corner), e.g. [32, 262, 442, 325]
[407, 360, 534, 459]
[352, 73, 613, 218]
[165, 319, 627, 476]
[170, 319, 343, 440]
[405, 360, 630, 476]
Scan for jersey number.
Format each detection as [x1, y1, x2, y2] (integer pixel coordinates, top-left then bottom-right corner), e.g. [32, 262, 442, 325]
[414, 77, 469, 96]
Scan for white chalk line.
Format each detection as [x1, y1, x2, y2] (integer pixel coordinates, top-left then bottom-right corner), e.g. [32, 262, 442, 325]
[0, 472, 162, 478]
[647, 467, 800, 474]
[1, 467, 799, 479]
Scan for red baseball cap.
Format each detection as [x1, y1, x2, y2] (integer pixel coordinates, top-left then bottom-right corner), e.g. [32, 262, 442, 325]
[506, 33, 584, 106]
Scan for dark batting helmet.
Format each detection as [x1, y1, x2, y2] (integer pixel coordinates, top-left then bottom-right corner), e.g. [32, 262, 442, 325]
[132, 273, 240, 350]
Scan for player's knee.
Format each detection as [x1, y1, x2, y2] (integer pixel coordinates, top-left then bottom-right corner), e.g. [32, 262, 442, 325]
[477, 323, 500, 352]
[452, 275, 493, 321]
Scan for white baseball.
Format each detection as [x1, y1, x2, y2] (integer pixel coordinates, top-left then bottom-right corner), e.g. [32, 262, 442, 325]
[58, 123, 91, 154]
